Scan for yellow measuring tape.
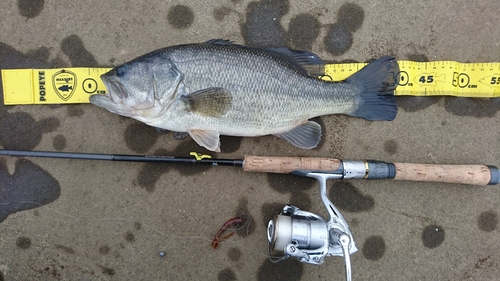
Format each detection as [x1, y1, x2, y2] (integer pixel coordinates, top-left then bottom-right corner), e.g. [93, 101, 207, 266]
[2, 61, 499, 105]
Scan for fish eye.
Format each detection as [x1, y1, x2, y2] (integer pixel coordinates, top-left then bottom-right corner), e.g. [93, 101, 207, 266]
[116, 66, 126, 77]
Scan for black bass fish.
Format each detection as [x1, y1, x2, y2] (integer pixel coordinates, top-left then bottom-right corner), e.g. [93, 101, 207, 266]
[90, 39, 399, 152]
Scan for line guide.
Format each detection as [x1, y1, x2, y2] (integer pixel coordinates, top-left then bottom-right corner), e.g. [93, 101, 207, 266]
[2, 61, 499, 105]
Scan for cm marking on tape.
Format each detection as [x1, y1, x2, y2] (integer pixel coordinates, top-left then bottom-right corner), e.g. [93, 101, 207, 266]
[2, 61, 500, 105]
[324, 61, 500, 97]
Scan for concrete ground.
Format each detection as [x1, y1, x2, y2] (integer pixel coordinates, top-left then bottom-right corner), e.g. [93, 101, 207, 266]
[1, 0, 499, 280]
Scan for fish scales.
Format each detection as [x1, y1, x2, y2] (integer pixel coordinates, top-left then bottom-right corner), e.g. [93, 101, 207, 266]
[163, 44, 354, 132]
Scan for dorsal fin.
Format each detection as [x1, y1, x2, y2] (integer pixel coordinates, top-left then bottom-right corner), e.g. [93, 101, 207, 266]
[203, 39, 325, 76]
[204, 39, 245, 47]
[266, 47, 325, 76]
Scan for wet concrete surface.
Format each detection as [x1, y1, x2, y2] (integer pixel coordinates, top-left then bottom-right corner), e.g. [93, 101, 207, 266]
[1, 0, 499, 280]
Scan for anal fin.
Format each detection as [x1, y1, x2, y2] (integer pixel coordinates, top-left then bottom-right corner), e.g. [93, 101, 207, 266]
[274, 121, 322, 149]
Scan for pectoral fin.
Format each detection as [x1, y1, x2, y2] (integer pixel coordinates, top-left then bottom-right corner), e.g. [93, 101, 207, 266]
[181, 88, 232, 117]
[188, 129, 221, 152]
[274, 121, 322, 149]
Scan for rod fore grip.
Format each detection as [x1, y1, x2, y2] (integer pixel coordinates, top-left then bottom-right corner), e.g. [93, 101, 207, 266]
[243, 155, 341, 174]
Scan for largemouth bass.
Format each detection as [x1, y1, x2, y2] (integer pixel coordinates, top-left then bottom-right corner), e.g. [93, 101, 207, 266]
[90, 39, 399, 152]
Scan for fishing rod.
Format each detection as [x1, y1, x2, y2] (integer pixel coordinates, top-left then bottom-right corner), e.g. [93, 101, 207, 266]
[1, 149, 498, 281]
[0, 149, 498, 185]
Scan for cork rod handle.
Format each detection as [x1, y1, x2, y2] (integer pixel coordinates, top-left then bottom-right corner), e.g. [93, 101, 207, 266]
[243, 155, 342, 174]
[393, 163, 494, 185]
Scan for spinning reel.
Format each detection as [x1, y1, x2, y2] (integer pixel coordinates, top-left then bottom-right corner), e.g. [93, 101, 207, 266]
[267, 172, 357, 281]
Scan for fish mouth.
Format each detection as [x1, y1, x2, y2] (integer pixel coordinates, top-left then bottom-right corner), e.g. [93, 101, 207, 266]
[100, 75, 127, 103]
[89, 75, 130, 115]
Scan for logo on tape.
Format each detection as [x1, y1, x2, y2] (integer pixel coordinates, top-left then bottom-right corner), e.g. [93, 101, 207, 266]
[52, 70, 77, 101]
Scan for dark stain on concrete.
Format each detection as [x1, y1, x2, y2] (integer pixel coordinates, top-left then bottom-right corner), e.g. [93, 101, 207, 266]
[406, 53, 429, 62]
[0, 112, 60, 150]
[0, 270, 3, 281]
[97, 264, 115, 276]
[242, 0, 289, 48]
[362, 235, 385, 261]
[61, 35, 98, 67]
[397, 96, 441, 112]
[220, 136, 242, 153]
[235, 197, 255, 237]
[422, 224, 445, 248]
[478, 211, 498, 232]
[289, 191, 312, 211]
[0, 42, 50, 70]
[257, 258, 303, 281]
[329, 181, 374, 212]
[228, 247, 242, 262]
[444, 97, 500, 118]
[267, 174, 315, 193]
[0, 159, 61, 222]
[18, 0, 44, 18]
[324, 3, 365, 56]
[55, 244, 75, 254]
[26, 47, 50, 62]
[67, 105, 85, 117]
[125, 231, 135, 243]
[337, 3, 365, 32]
[167, 5, 194, 29]
[53, 134, 67, 150]
[40, 117, 61, 132]
[134, 222, 142, 230]
[213, 6, 232, 21]
[16, 236, 32, 249]
[136, 149, 171, 192]
[266, 174, 314, 210]
[99, 245, 110, 255]
[287, 13, 321, 50]
[218, 268, 237, 281]
[124, 122, 161, 153]
[261, 202, 285, 228]
[324, 23, 353, 56]
[383, 139, 398, 155]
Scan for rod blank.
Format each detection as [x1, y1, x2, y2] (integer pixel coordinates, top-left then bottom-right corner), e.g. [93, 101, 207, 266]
[0, 149, 243, 167]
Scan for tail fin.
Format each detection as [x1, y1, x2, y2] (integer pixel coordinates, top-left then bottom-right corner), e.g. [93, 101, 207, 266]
[347, 56, 399, 121]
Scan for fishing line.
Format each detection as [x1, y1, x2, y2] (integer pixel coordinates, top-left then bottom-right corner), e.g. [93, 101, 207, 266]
[0, 201, 270, 258]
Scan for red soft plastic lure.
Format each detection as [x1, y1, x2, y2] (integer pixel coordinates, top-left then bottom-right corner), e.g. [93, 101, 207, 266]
[212, 217, 243, 249]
